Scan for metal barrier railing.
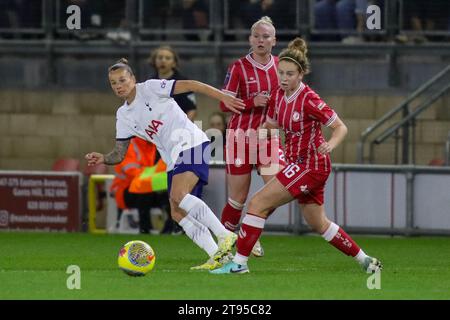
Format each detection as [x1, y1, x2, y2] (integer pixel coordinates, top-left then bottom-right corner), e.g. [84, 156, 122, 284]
[319, 164, 450, 236]
[357, 64, 450, 164]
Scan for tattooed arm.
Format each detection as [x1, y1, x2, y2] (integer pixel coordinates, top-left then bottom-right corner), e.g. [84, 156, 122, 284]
[85, 139, 130, 166]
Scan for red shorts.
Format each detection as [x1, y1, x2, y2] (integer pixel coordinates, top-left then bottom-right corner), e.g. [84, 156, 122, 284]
[225, 134, 286, 176]
[276, 163, 330, 205]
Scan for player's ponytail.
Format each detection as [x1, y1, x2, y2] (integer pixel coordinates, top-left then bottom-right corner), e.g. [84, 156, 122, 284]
[279, 37, 310, 74]
[108, 57, 135, 76]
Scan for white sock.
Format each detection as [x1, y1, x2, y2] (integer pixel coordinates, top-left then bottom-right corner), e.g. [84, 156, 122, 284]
[179, 194, 229, 238]
[354, 249, 369, 264]
[179, 215, 218, 257]
[233, 253, 248, 266]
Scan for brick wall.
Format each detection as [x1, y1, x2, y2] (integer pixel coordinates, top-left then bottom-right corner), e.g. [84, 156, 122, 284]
[0, 90, 448, 170]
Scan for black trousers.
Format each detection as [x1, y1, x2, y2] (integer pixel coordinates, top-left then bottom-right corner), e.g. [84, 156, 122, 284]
[121, 188, 169, 234]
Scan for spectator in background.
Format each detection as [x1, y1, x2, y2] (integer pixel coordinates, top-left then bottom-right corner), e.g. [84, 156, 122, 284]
[148, 46, 197, 121]
[241, 0, 295, 38]
[60, 0, 105, 40]
[224, 0, 250, 41]
[314, 0, 384, 43]
[209, 112, 227, 136]
[0, 1, 19, 33]
[401, 0, 450, 43]
[110, 137, 167, 234]
[141, 0, 172, 41]
[181, 0, 209, 41]
[313, 0, 339, 41]
[103, 0, 132, 43]
[336, 0, 369, 43]
[0, 0, 43, 39]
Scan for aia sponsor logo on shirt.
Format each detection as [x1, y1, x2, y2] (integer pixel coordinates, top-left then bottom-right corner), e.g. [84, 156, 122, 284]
[145, 120, 163, 140]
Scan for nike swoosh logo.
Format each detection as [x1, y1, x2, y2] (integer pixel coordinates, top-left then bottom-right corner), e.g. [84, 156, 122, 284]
[230, 267, 245, 273]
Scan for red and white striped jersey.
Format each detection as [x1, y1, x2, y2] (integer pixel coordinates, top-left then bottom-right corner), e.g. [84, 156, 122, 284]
[220, 54, 279, 131]
[266, 83, 337, 172]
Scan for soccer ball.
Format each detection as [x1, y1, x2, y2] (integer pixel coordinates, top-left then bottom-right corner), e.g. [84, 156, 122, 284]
[117, 240, 156, 276]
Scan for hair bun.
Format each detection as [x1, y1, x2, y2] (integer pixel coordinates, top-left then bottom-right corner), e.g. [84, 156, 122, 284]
[288, 38, 307, 55]
[116, 58, 129, 65]
[260, 16, 274, 25]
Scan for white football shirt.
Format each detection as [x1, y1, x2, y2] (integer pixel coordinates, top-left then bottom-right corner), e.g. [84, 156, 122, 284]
[115, 79, 209, 171]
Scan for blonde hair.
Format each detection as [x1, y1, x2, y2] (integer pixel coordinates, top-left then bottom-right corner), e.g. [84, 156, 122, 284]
[108, 58, 135, 76]
[148, 46, 180, 70]
[251, 16, 276, 36]
[279, 37, 310, 74]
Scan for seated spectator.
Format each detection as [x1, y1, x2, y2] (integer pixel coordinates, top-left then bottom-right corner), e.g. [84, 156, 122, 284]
[241, 0, 295, 35]
[141, 0, 172, 40]
[313, 0, 340, 41]
[224, 0, 250, 41]
[148, 46, 197, 121]
[181, 0, 210, 41]
[401, 0, 450, 42]
[314, 0, 384, 42]
[0, 1, 19, 32]
[103, 0, 131, 44]
[59, 0, 105, 40]
[336, 0, 368, 43]
[0, 0, 43, 39]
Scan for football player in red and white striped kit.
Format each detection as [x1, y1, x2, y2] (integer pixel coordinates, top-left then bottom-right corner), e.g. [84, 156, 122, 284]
[212, 38, 382, 274]
[219, 17, 286, 257]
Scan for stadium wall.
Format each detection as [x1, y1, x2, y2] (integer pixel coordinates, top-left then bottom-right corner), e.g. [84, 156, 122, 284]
[0, 89, 448, 170]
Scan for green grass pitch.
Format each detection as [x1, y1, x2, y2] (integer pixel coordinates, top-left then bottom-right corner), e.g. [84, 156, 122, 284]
[1, 232, 450, 300]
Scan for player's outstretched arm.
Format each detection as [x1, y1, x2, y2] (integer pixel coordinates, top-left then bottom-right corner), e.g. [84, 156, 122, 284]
[173, 80, 245, 114]
[85, 139, 130, 166]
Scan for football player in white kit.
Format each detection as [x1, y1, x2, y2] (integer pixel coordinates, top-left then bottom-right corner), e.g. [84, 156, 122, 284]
[86, 58, 245, 270]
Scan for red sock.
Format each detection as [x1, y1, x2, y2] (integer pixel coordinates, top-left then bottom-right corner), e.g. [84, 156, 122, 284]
[323, 222, 361, 257]
[221, 202, 243, 231]
[236, 213, 265, 257]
